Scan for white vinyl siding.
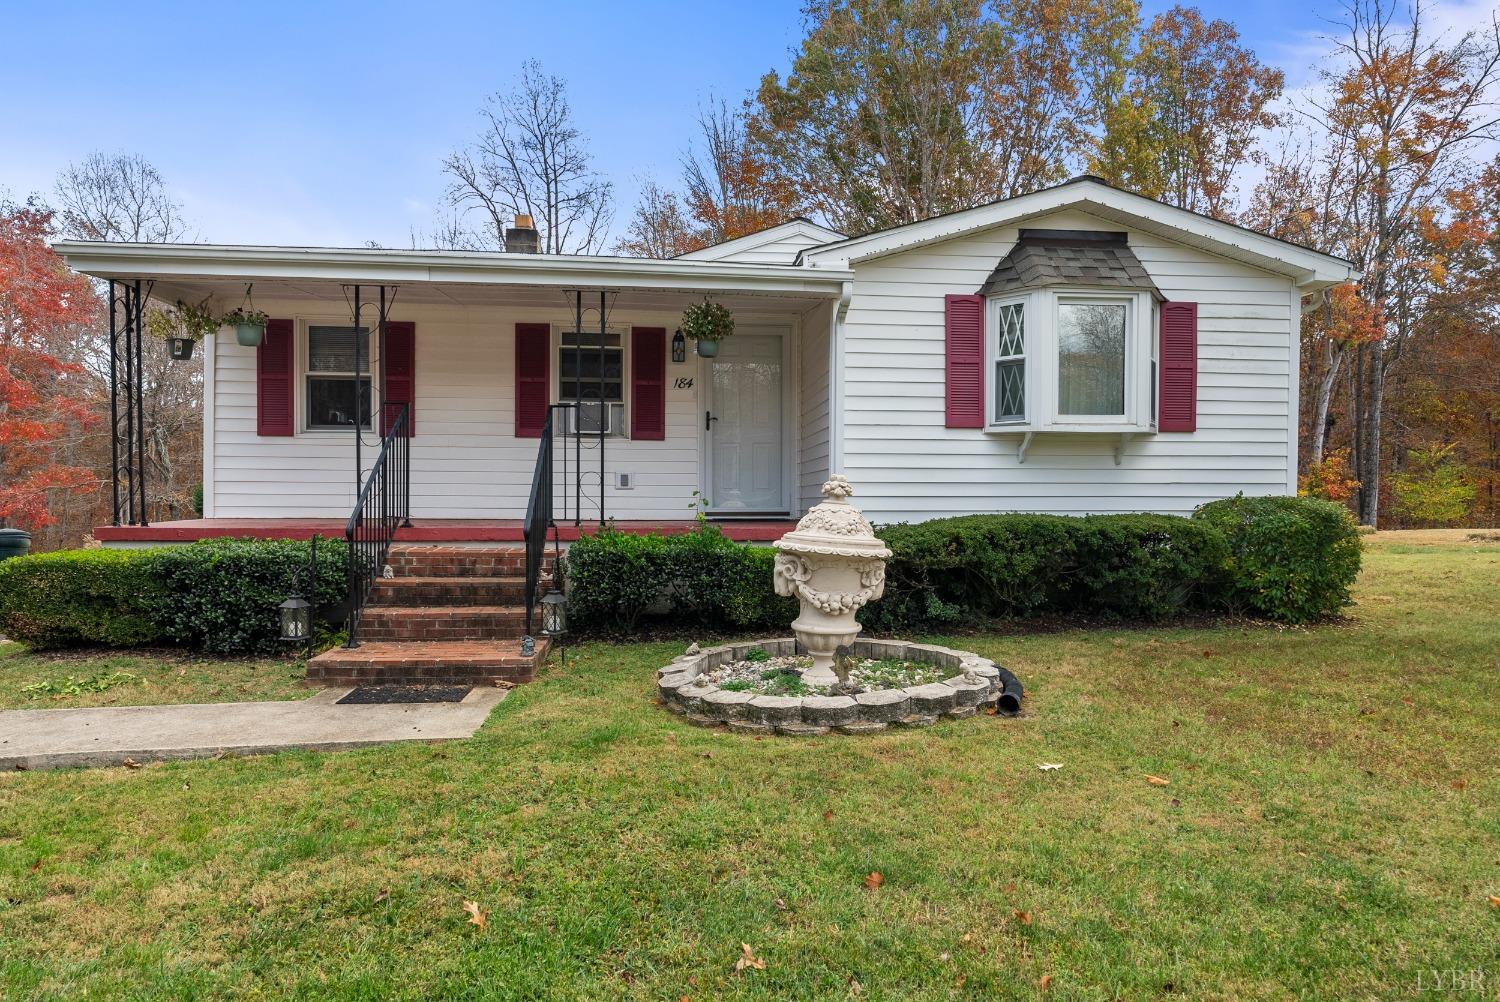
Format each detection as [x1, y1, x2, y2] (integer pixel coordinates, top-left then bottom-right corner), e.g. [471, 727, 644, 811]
[798, 299, 834, 509]
[836, 207, 1299, 522]
[208, 303, 726, 520]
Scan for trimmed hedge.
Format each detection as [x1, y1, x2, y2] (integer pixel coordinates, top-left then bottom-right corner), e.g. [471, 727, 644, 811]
[565, 525, 795, 636]
[0, 537, 348, 654]
[0, 548, 161, 647]
[863, 513, 1230, 631]
[1193, 494, 1362, 622]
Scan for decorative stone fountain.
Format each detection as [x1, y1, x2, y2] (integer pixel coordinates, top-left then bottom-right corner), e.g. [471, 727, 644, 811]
[772, 475, 892, 686]
[654, 473, 1026, 736]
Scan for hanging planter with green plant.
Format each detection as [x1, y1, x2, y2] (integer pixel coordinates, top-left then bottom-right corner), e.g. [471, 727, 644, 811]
[680, 299, 734, 358]
[152, 297, 220, 361]
[223, 284, 268, 347]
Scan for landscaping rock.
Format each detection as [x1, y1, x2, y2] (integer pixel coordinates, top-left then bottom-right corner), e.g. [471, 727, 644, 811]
[728, 721, 774, 736]
[944, 706, 978, 719]
[854, 688, 910, 722]
[894, 714, 938, 728]
[684, 714, 722, 728]
[700, 689, 756, 721]
[775, 722, 830, 737]
[943, 676, 993, 707]
[905, 682, 957, 715]
[835, 720, 888, 735]
[800, 695, 859, 727]
[747, 695, 803, 725]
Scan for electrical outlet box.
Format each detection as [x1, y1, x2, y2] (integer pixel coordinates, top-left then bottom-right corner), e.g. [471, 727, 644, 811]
[615, 472, 633, 489]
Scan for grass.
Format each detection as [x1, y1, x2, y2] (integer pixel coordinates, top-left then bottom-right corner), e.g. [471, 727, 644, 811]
[1, 534, 1498, 999]
[0, 646, 310, 710]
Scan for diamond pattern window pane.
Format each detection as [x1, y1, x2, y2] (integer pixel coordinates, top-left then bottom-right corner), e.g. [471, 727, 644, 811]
[996, 302, 1024, 357]
[995, 359, 1025, 421]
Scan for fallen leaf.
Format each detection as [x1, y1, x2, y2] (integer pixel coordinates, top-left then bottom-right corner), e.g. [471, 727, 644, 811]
[1489, 895, 1500, 909]
[462, 900, 488, 930]
[1002, 882, 1016, 893]
[774, 897, 789, 912]
[985, 705, 998, 715]
[1146, 775, 1171, 786]
[1038, 763, 1064, 771]
[735, 942, 766, 972]
[688, 975, 698, 987]
[374, 888, 390, 904]
[939, 951, 951, 962]
[701, 752, 712, 760]
[1040, 974, 1054, 990]
[956, 974, 966, 988]
[823, 809, 834, 822]
[122, 758, 142, 770]
[1451, 779, 1467, 791]
[864, 871, 884, 890]
[1013, 909, 1032, 925]
[29, 858, 42, 873]
[1170, 798, 1181, 808]
[848, 977, 864, 994]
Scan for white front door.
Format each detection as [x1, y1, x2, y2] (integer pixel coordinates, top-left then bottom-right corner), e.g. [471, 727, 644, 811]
[708, 332, 786, 512]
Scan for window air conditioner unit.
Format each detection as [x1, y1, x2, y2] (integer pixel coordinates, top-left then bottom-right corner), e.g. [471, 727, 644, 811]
[563, 400, 624, 436]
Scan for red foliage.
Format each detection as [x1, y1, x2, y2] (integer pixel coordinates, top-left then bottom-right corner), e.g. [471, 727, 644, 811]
[0, 202, 102, 529]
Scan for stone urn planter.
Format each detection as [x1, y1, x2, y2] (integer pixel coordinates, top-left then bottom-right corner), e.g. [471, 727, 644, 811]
[773, 475, 892, 686]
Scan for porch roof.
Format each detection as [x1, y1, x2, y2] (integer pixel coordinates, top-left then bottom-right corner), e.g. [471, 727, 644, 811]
[52, 241, 852, 310]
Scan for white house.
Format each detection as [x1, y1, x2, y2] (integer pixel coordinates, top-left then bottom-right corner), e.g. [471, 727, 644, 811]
[60, 176, 1354, 541]
[56, 177, 1355, 680]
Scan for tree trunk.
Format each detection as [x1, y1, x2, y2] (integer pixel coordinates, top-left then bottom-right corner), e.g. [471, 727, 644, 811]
[1359, 343, 1385, 526]
[1310, 340, 1344, 467]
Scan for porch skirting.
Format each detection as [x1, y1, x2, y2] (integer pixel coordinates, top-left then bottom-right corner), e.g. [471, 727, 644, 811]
[93, 518, 795, 547]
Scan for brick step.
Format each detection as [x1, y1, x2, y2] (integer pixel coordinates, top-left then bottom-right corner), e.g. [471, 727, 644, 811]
[371, 576, 526, 606]
[386, 545, 556, 578]
[306, 639, 546, 686]
[357, 605, 528, 641]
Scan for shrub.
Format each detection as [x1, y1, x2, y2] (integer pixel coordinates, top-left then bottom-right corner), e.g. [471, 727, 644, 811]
[566, 525, 794, 636]
[141, 537, 349, 654]
[0, 537, 348, 653]
[0, 548, 162, 647]
[1193, 494, 1361, 622]
[864, 513, 1227, 631]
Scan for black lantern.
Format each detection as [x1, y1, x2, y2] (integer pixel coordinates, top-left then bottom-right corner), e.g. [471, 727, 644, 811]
[540, 588, 568, 638]
[671, 329, 687, 364]
[279, 592, 312, 645]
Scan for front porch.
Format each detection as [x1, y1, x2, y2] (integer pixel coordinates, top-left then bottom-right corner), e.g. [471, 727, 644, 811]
[93, 517, 796, 546]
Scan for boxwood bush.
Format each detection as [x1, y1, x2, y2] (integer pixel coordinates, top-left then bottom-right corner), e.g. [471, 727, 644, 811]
[565, 524, 795, 636]
[0, 548, 161, 647]
[1193, 494, 1362, 622]
[0, 537, 348, 654]
[863, 513, 1229, 631]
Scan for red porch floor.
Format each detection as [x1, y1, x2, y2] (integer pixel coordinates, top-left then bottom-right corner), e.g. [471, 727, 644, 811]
[93, 517, 795, 545]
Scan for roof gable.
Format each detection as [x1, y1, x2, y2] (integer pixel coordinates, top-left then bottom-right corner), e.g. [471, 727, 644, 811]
[801, 177, 1356, 291]
[677, 218, 846, 264]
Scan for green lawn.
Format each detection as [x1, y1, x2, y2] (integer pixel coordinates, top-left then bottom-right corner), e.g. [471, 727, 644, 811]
[0, 645, 310, 710]
[1, 535, 1497, 1000]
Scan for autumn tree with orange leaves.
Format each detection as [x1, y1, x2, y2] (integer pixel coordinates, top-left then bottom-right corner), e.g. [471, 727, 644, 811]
[0, 200, 102, 531]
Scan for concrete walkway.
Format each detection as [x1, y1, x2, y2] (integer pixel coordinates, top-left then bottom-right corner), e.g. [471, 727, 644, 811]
[0, 686, 509, 771]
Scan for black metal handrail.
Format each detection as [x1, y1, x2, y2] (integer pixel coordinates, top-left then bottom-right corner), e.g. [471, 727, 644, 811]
[344, 404, 411, 647]
[524, 403, 574, 640]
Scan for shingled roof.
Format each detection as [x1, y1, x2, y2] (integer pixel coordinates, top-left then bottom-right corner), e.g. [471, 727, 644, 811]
[978, 229, 1162, 299]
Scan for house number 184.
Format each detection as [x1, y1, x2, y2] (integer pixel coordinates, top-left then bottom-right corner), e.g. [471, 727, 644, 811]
[674, 377, 694, 389]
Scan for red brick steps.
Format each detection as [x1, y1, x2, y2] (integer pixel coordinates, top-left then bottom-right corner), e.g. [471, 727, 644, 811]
[306, 544, 550, 686]
[306, 640, 545, 686]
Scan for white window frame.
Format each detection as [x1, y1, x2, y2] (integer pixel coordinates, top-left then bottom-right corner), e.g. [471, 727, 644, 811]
[553, 325, 629, 438]
[982, 288, 1156, 435]
[985, 296, 1030, 425]
[300, 319, 376, 435]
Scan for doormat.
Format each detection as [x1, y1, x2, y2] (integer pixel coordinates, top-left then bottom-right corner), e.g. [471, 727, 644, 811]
[338, 685, 473, 705]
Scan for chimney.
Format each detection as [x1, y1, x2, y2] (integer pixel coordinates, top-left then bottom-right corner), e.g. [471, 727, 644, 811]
[505, 214, 539, 254]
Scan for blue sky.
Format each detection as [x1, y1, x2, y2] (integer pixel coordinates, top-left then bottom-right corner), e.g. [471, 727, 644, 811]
[0, 0, 1479, 247]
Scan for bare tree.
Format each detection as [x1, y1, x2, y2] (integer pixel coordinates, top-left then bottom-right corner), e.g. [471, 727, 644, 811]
[682, 98, 801, 244]
[53, 153, 202, 522]
[443, 61, 614, 254]
[54, 152, 188, 244]
[611, 177, 703, 257]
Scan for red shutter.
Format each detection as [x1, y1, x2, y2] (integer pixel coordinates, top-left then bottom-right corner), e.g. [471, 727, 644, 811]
[381, 321, 415, 437]
[515, 323, 551, 437]
[256, 318, 294, 436]
[945, 294, 985, 428]
[630, 326, 666, 441]
[1158, 301, 1198, 432]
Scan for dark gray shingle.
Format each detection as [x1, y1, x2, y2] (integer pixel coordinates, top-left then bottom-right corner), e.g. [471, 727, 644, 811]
[978, 229, 1161, 299]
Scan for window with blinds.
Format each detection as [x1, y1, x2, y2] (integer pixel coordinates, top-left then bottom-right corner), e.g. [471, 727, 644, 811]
[306, 324, 372, 429]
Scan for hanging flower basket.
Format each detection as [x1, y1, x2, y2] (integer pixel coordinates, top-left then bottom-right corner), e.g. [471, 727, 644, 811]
[151, 297, 218, 362]
[680, 299, 734, 358]
[223, 307, 269, 347]
[168, 337, 196, 360]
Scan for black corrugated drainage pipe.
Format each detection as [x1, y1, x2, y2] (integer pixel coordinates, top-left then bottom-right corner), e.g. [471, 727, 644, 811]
[995, 668, 1024, 716]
